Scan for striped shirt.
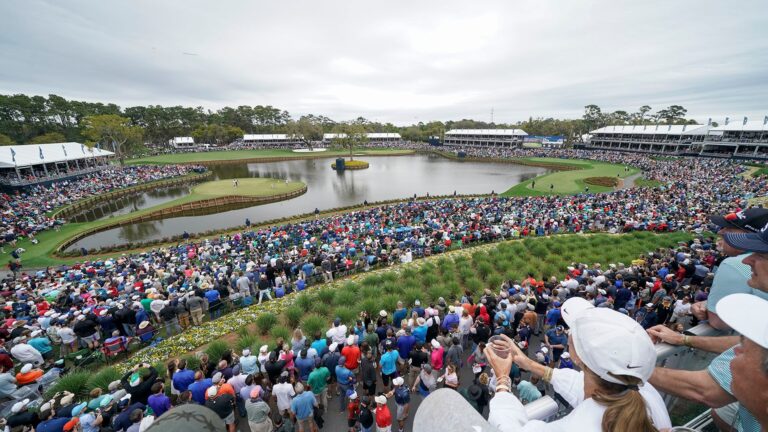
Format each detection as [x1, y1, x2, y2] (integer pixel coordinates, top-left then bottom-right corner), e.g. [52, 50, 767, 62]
[707, 347, 761, 432]
[707, 254, 768, 312]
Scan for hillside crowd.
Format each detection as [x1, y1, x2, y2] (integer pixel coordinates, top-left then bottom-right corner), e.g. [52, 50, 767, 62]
[0, 147, 766, 431]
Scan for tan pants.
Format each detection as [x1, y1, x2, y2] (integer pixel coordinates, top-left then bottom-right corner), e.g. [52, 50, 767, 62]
[190, 308, 203, 326]
[178, 312, 190, 329]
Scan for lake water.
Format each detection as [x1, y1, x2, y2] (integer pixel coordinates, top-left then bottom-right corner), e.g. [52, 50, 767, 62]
[67, 154, 550, 250]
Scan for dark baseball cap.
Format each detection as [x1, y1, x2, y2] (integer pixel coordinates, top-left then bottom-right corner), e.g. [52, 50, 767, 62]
[723, 224, 768, 254]
[710, 208, 768, 233]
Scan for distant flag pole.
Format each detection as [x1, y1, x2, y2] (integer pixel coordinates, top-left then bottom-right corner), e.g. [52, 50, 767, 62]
[62, 144, 67, 157]
[39, 146, 44, 160]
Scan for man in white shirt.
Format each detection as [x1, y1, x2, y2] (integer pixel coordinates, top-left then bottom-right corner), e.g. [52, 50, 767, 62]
[326, 318, 348, 346]
[272, 374, 296, 415]
[10, 336, 44, 367]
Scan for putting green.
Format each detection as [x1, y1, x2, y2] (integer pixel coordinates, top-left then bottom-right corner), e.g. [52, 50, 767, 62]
[503, 158, 639, 196]
[128, 148, 414, 165]
[193, 178, 305, 197]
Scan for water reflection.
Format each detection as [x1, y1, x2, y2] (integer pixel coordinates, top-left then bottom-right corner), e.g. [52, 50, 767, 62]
[68, 154, 551, 251]
[68, 185, 192, 222]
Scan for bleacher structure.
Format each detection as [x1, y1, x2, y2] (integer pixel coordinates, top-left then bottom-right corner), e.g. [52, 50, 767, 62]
[588, 119, 768, 159]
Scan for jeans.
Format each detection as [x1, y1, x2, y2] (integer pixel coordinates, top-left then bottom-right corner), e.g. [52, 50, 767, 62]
[338, 382, 350, 411]
[122, 323, 135, 337]
[258, 290, 272, 304]
[164, 318, 182, 337]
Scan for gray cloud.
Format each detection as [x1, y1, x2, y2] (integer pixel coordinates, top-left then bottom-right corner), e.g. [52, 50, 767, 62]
[0, 0, 766, 124]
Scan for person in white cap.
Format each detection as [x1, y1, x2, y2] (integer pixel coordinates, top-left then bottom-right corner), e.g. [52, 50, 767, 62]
[8, 398, 38, 429]
[240, 348, 259, 375]
[387, 376, 410, 432]
[485, 296, 670, 431]
[374, 394, 393, 432]
[716, 293, 768, 429]
[9, 335, 44, 367]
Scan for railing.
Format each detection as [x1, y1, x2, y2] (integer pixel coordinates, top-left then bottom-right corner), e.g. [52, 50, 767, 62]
[0, 165, 108, 186]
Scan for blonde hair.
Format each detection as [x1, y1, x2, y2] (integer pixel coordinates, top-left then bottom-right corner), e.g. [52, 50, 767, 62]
[293, 329, 304, 340]
[586, 368, 657, 432]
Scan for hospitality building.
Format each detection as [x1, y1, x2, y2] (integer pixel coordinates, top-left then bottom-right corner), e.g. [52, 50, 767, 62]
[0, 142, 114, 189]
[322, 132, 402, 144]
[696, 120, 768, 159]
[443, 129, 528, 148]
[242, 134, 303, 147]
[587, 124, 711, 155]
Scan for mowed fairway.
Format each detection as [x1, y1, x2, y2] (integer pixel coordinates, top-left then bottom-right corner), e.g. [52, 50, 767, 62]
[193, 178, 305, 197]
[503, 157, 638, 196]
[127, 148, 414, 164]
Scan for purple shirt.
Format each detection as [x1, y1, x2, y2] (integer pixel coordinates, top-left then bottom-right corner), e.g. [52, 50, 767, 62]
[147, 393, 171, 418]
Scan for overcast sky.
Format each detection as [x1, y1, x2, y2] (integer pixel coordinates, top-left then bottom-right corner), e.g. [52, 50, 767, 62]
[1, 0, 766, 125]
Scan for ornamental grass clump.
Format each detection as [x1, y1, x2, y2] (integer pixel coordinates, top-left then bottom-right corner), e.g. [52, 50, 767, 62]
[295, 293, 314, 312]
[311, 301, 330, 316]
[334, 307, 356, 325]
[237, 334, 259, 352]
[316, 289, 335, 305]
[256, 313, 278, 335]
[270, 325, 291, 346]
[302, 314, 326, 337]
[45, 370, 91, 399]
[86, 367, 122, 392]
[205, 340, 231, 362]
[333, 290, 358, 307]
[284, 306, 304, 328]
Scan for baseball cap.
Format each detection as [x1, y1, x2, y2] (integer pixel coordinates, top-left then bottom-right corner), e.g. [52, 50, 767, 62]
[710, 208, 768, 232]
[560, 297, 594, 328]
[375, 395, 387, 405]
[346, 389, 358, 400]
[11, 398, 29, 413]
[716, 294, 768, 349]
[392, 377, 404, 386]
[723, 224, 768, 254]
[570, 307, 656, 385]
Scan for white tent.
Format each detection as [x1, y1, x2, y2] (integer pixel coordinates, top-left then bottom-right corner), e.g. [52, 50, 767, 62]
[0, 142, 114, 169]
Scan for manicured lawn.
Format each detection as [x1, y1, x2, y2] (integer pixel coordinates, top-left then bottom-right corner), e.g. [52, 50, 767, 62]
[7, 178, 305, 268]
[503, 158, 638, 196]
[193, 178, 304, 197]
[127, 148, 414, 165]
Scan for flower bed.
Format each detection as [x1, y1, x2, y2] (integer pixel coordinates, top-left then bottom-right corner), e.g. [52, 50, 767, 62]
[332, 160, 369, 170]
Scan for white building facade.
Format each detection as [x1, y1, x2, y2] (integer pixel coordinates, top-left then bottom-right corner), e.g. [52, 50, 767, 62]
[443, 129, 528, 148]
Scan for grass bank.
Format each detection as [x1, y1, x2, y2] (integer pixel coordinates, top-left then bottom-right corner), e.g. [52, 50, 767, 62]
[113, 231, 695, 372]
[127, 148, 414, 165]
[503, 158, 639, 196]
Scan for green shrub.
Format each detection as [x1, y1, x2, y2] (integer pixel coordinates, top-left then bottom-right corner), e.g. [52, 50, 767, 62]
[380, 272, 398, 283]
[154, 362, 168, 380]
[237, 334, 259, 352]
[311, 301, 330, 316]
[360, 298, 379, 318]
[420, 272, 439, 288]
[284, 306, 304, 328]
[205, 340, 231, 362]
[428, 284, 450, 303]
[182, 355, 201, 371]
[402, 288, 422, 308]
[334, 306, 356, 325]
[465, 277, 483, 294]
[401, 268, 418, 281]
[333, 290, 357, 307]
[256, 313, 278, 335]
[45, 370, 91, 399]
[86, 367, 121, 392]
[361, 275, 381, 287]
[271, 325, 291, 345]
[301, 314, 327, 338]
[295, 293, 314, 312]
[487, 274, 504, 291]
[341, 281, 359, 295]
[317, 289, 335, 305]
[380, 294, 399, 313]
[236, 325, 251, 339]
[476, 262, 495, 280]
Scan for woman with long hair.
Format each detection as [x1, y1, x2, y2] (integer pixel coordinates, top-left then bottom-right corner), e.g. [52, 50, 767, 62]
[484, 297, 671, 432]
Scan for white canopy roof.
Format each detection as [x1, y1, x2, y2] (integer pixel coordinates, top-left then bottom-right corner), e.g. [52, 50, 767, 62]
[171, 137, 194, 144]
[591, 124, 709, 136]
[445, 129, 528, 136]
[0, 142, 114, 169]
[710, 120, 768, 133]
[243, 134, 295, 141]
[323, 132, 401, 139]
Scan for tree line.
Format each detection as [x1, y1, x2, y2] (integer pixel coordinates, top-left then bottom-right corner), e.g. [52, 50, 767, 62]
[0, 93, 700, 149]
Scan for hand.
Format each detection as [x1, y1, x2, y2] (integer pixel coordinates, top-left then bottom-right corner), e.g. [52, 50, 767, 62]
[484, 344, 513, 381]
[691, 301, 707, 321]
[646, 325, 684, 345]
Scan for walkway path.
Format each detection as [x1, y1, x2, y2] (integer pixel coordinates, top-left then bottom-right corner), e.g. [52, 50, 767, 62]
[618, 172, 643, 190]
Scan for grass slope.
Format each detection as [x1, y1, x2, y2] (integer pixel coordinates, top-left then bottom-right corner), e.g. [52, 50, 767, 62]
[127, 148, 414, 165]
[503, 158, 638, 196]
[113, 231, 695, 372]
[9, 178, 305, 268]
